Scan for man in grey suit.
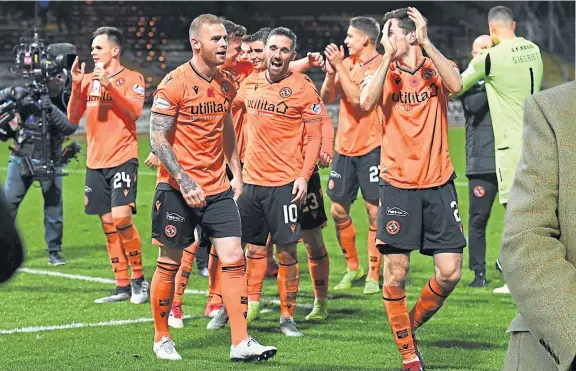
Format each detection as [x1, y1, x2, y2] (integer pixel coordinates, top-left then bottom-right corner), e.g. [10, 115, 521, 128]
[500, 80, 576, 370]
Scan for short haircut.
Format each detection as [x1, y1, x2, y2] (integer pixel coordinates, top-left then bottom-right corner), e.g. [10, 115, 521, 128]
[382, 8, 427, 35]
[92, 27, 124, 53]
[488, 6, 514, 23]
[253, 27, 273, 43]
[267, 27, 297, 51]
[221, 19, 247, 38]
[349, 16, 381, 45]
[189, 14, 222, 39]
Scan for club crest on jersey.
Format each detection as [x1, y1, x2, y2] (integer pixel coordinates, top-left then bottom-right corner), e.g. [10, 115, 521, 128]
[311, 103, 321, 115]
[279, 87, 292, 98]
[422, 69, 436, 80]
[114, 78, 125, 87]
[221, 81, 230, 94]
[153, 97, 170, 109]
[207, 88, 215, 98]
[133, 84, 145, 95]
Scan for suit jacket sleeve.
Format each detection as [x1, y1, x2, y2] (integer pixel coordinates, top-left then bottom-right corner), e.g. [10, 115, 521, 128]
[500, 94, 576, 371]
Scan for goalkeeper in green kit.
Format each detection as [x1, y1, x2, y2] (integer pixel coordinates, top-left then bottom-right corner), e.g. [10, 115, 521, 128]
[454, 5, 543, 294]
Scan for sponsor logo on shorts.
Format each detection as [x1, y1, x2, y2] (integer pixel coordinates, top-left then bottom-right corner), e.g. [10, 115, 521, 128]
[386, 207, 409, 217]
[166, 212, 185, 222]
[123, 189, 129, 197]
[474, 185, 485, 197]
[330, 170, 341, 179]
[290, 224, 296, 233]
[155, 200, 162, 211]
[165, 224, 177, 238]
[386, 220, 400, 235]
[85, 186, 92, 193]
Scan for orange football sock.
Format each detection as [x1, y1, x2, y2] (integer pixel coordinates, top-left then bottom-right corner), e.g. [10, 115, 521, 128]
[221, 259, 249, 346]
[246, 246, 268, 302]
[367, 226, 381, 281]
[114, 216, 143, 280]
[207, 246, 223, 306]
[336, 218, 359, 270]
[307, 245, 329, 300]
[102, 222, 129, 287]
[151, 261, 179, 342]
[173, 241, 198, 304]
[277, 256, 299, 318]
[383, 286, 417, 363]
[409, 276, 452, 331]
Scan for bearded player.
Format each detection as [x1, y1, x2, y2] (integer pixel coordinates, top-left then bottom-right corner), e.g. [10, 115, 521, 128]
[360, 8, 465, 371]
[148, 14, 276, 362]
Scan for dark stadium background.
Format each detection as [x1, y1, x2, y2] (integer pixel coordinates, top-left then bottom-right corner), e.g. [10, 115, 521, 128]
[0, 1, 573, 130]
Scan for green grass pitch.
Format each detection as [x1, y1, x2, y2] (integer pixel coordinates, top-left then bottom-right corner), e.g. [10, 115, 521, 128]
[0, 127, 516, 370]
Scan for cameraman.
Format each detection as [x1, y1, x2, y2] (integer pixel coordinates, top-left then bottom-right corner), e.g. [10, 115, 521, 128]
[2, 67, 77, 266]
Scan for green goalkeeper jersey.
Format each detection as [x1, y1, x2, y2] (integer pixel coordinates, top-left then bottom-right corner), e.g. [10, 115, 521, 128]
[457, 37, 543, 204]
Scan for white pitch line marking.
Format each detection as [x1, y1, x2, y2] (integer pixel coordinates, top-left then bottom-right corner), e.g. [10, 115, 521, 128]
[0, 315, 198, 335]
[18, 268, 116, 284]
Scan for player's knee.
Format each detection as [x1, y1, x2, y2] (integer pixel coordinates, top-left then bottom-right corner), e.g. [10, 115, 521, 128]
[276, 245, 297, 264]
[247, 243, 266, 256]
[100, 212, 113, 225]
[112, 215, 133, 233]
[383, 257, 410, 285]
[436, 267, 462, 287]
[157, 245, 183, 266]
[302, 228, 323, 251]
[330, 203, 349, 223]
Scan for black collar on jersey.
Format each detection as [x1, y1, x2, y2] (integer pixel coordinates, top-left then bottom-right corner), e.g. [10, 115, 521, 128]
[265, 71, 292, 85]
[189, 61, 215, 83]
[395, 57, 427, 75]
[359, 54, 380, 67]
[109, 67, 125, 79]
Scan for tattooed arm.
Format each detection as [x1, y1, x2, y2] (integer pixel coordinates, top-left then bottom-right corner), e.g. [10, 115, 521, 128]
[150, 112, 206, 207]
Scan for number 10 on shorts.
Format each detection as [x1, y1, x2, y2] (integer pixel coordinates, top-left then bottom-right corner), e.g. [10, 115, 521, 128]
[283, 204, 298, 224]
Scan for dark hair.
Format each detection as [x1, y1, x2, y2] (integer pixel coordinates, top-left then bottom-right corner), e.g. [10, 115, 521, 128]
[349, 16, 381, 45]
[92, 26, 124, 53]
[267, 27, 297, 51]
[189, 14, 222, 39]
[488, 6, 514, 23]
[221, 19, 247, 38]
[382, 8, 427, 35]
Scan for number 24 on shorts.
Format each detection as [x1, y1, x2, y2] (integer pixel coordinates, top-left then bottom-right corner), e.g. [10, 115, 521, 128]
[113, 171, 131, 189]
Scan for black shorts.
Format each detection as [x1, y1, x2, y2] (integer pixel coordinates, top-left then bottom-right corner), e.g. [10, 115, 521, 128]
[151, 183, 242, 250]
[327, 147, 380, 203]
[301, 171, 328, 230]
[238, 182, 301, 246]
[85, 158, 138, 216]
[376, 179, 467, 256]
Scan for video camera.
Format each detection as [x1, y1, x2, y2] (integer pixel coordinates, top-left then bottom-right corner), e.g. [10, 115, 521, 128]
[0, 32, 81, 181]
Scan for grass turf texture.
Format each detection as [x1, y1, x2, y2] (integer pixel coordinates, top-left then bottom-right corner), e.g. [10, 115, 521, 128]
[0, 128, 516, 370]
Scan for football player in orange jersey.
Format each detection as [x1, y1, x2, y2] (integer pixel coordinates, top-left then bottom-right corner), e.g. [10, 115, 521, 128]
[237, 35, 252, 63]
[68, 27, 148, 305]
[321, 16, 384, 295]
[148, 14, 276, 362]
[360, 8, 464, 371]
[235, 27, 323, 337]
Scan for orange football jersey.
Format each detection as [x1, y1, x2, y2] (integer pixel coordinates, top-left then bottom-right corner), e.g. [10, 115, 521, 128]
[151, 62, 237, 196]
[379, 57, 458, 189]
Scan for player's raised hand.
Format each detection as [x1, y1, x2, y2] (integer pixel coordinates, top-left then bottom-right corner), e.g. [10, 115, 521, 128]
[178, 174, 206, 208]
[381, 20, 397, 58]
[407, 7, 430, 46]
[318, 152, 332, 168]
[70, 56, 85, 84]
[291, 176, 308, 205]
[307, 52, 325, 68]
[324, 43, 345, 67]
[144, 152, 159, 170]
[230, 176, 243, 201]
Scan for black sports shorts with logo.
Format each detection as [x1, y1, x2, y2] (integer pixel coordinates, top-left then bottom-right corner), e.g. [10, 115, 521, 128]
[327, 146, 380, 203]
[301, 170, 328, 230]
[237, 181, 302, 246]
[85, 158, 138, 216]
[151, 183, 242, 250]
[376, 177, 467, 256]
